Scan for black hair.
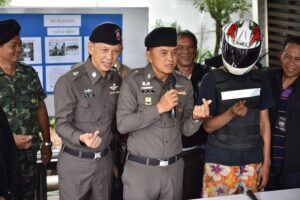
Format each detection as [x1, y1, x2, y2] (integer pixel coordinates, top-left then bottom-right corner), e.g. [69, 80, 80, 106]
[177, 30, 197, 48]
[283, 35, 300, 49]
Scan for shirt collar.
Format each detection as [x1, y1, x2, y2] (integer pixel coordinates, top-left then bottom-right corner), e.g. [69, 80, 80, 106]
[84, 58, 112, 85]
[0, 62, 26, 75]
[144, 64, 156, 81]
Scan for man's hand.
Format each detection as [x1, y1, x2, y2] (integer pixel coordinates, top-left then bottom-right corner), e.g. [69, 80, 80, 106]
[230, 100, 248, 117]
[156, 89, 178, 114]
[13, 134, 33, 149]
[193, 98, 212, 121]
[0, 196, 6, 200]
[40, 144, 52, 166]
[257, 161, 270, 191]
[79, 131, 102, 149]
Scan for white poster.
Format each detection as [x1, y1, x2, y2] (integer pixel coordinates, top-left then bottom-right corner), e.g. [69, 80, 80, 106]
[32, 65, 44, 88]
[47, 27, 80, 36]
[84, 36, 89, 61]
[45, 37, 82, 64]
[19, 37, 42, 64]
[45, 65, 72, 92]
[44, 15, 81, 27]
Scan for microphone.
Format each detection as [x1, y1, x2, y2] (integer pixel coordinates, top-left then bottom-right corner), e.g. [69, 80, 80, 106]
[245, 189, 258, 200]
[167, 74, 177, 119]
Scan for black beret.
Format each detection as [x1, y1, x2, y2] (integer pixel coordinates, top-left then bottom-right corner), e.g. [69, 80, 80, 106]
[145, 27, 177, 49]
[89, 23, 122, 45]
[0, 19, 21, 46]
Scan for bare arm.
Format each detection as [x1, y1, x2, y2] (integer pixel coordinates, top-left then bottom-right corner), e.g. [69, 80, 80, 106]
[257, 109, 271, 190]
[37, 100, 52, 165]
[203, 100, 248, 133]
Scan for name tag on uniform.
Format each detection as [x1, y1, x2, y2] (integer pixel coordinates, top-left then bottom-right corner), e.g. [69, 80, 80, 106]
[83, 88, 95, 98]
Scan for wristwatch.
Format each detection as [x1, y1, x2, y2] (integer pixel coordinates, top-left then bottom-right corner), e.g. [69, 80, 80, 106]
[43, 141, 53, 147]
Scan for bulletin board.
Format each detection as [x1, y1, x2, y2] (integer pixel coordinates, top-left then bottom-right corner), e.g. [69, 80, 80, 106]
[0, 7, 148, 116]
[0, 13, 122, 93]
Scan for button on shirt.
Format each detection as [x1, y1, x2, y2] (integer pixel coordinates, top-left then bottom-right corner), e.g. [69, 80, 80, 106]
[54, 58, 122, 152]
[117, 64, 201, 159]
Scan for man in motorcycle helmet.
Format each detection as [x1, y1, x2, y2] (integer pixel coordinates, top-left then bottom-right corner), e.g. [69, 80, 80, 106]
[197, 19, 274, 197]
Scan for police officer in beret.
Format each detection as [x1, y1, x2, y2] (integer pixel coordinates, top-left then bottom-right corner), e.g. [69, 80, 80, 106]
[0, 19, 52, 200]
[116, 27, 212, 200]
[54, 23, 122, 200]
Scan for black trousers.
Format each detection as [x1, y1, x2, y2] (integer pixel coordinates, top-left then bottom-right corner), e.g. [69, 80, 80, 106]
[182, 148, 205, 200]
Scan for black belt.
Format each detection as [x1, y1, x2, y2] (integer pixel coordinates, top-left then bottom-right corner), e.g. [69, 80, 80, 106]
[127, 153, 182, 167]
[63, 146, 109, 159]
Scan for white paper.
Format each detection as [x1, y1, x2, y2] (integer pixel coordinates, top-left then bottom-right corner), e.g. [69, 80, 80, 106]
[83, 36, 90, 60]
[47, 27, 80, 36]
[44, 15, 81, 27]
[32, 65, 44, 88]
[45, 37, 82, 63]
[45, 65, 72, 92]
[19, 37, 42, 64]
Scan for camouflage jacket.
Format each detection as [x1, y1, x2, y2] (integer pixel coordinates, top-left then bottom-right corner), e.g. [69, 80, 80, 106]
[0, 62, 46, 150]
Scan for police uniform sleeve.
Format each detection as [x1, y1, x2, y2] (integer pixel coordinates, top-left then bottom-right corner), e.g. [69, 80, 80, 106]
[54, 75, 83, 146]
[116, 75, 160, 134]
[181, 79, 202, 136]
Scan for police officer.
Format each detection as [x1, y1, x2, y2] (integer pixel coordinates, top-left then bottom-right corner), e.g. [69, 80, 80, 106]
[0, 19, 52, 200]
[54, 23, 122, 200]
[198, 19, 273, 197]
[116, 27, 211, 200]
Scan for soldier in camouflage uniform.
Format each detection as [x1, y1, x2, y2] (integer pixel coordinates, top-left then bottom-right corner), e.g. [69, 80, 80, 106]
[0, 19, 52, 200]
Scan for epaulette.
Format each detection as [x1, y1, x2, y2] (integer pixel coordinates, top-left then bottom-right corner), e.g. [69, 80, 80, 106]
[130, 68, 144, 77]
[67, 64, 85, 81]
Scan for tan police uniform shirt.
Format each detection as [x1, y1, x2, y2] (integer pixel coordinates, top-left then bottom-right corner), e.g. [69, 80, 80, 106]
[55, 58, 122, 152]
[117, 64, 201, 159]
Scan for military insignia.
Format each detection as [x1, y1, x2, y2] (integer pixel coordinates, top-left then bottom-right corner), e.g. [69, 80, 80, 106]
[145, 97, 152, 105]
[175, 83, 183, 89]
[73, 71, 79, 76]
[83, 88, 95, 98]
[177, 90, 187, 95]
[142, 90, 154, 94]
[141, 81, 153, 90]
[31, 98, 37, 104]
[147, 73, 151, 79]
[92, 72, 97, 78]
[109, 83, 120, 94]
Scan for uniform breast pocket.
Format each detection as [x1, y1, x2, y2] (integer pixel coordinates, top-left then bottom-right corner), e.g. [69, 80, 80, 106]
[18, 91, 40, 110]
[73, 99, 94, 122]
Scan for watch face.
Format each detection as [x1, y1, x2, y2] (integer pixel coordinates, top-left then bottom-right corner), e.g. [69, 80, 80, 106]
[44, 142, 52, 147]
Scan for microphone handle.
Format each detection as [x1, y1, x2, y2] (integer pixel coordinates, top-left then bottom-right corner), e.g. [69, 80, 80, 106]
[246, 189, 258, 200]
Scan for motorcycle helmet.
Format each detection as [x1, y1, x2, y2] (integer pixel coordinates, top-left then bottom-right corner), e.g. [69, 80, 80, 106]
[221, 19, 263, 75]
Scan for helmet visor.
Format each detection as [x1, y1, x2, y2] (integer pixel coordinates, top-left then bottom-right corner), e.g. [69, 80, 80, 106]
[222, 40, 261, 68]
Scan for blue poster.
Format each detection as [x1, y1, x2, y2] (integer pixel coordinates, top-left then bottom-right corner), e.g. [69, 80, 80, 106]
[0, 13, 122, 93]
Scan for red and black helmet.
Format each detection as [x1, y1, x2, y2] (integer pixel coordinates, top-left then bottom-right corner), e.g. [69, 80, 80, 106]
[221, 19, 263, 75]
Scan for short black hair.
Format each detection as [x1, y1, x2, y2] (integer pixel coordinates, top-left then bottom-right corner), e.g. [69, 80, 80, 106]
[177, 30, 197, 48]
[283, 35, 300, 49]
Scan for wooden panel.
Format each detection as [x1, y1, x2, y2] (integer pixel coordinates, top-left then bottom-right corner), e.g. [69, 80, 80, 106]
[267, 0, 300, 68]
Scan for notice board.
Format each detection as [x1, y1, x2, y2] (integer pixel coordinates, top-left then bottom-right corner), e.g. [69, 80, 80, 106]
[0, 7, 148, 115]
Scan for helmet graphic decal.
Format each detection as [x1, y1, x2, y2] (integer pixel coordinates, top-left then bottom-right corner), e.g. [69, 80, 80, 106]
[249, 25, 261, 47]
[227, 23, 238, 42]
